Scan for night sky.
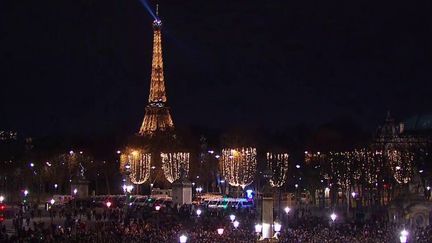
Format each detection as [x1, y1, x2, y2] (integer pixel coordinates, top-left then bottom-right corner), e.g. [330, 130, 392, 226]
[1, 0, 431, 137]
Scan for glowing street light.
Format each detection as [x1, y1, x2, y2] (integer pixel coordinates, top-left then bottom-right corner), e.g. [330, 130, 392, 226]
[23, 190, 29, 196]
[217, 228, 224, 235]
[351, 192, 357, 198]
[255, 224, 263, 234]
[274, 222, 282, 233]
[122, 184, 134, 193]
[330, 213, 337, 222]
[106, 201, 112, 208]
[196, 209, 202, 217]
[179, 234, 188, 243]
[0, 195, 4, 203]
[155, 205, 161, 211]
[400, 229, 408, 243]
[73, 189, 78, 195]
[284, 206, 291, 214]
[229, 214, 236, 222]
[50, 199, 55, 205]
[233, 220, 240, 229]
[29, 163, 34, 168]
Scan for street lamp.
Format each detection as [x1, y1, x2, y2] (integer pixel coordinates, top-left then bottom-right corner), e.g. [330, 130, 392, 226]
[155, 205, 161, 230]
[233, 220, 239, 229]
[73, 188, 78, 195]
[217, 228, 224, 235]
[400, 229, 408, 243]
[229, 214, 236, 222]
[196, 209, 202, 217]
[255, 224, 262, 234]
[24, 190, 29, 196]
[179, 234, 188, 243]
[330, 213, 337, 222]
[284, 206, 291, 214]
[274, 222, 282, 236]
[106, 201, 112, 208]
[351, 192, 356, 198]
[0, 195, 4, 203]
[50, 199, 55, 205]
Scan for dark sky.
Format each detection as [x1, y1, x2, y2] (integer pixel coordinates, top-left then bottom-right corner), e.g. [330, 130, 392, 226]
[1, 0, 431, 136]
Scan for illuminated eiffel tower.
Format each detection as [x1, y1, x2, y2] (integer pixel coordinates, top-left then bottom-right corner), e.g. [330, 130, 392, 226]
[139, 12, 174, 136]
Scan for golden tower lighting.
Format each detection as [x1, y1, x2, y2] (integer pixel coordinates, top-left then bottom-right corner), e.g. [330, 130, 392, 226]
[139, 15, 174, 136]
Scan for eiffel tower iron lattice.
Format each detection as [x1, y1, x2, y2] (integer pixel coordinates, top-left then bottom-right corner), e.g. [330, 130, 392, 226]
[139, 16, 174, 136]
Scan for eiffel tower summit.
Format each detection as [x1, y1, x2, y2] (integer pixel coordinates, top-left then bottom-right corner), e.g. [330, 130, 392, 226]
[139, 10, 174, 136]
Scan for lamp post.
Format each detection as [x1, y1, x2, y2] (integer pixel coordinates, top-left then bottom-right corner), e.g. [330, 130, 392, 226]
[155, 205, 161, 230]
[255, 223, 262, 237]
[49, 199, 55, 222]
[0, 195, 4, 203]
[284, 206, 291, 224]
[123, 163, 132, 223]
[229, 214, 236, 222]
[274, 222, 282, 238]
[400, 229, 408, 243]
[23, 190, 29, 212]
[72, 188, 78, 215]
[196, 187, 203, 201]
[196, 209, 202, 217]
[217, 228, 224, 236]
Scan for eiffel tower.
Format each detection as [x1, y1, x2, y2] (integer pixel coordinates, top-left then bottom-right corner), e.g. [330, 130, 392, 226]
[139, 13, 174, 136]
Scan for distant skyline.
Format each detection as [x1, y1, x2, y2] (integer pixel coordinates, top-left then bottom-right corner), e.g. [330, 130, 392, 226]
[1, 0, 431, 136]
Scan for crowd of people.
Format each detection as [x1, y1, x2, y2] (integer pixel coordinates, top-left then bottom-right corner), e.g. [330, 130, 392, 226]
[1, 201, 432, 242]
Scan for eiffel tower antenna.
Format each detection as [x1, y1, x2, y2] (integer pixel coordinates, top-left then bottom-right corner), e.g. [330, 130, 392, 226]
[139, 13, 174, 136]
[156, 3, 159, 17]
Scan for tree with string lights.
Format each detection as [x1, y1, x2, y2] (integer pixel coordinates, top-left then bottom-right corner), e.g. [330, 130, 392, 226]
[120, 149, 152, 185]
[161, 152, 190, 183]
[220, 147, 257, 193]
[266, 152, 289, 217]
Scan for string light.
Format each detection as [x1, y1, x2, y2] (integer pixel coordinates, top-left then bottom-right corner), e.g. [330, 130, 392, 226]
[220, 147, 257, 188]
[120, 149, 151, 184]
[306, 147, 415, 189]
[387, 149, 414, 184]
[161, 152, 190, 183]
[266, 152, 289, 188]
